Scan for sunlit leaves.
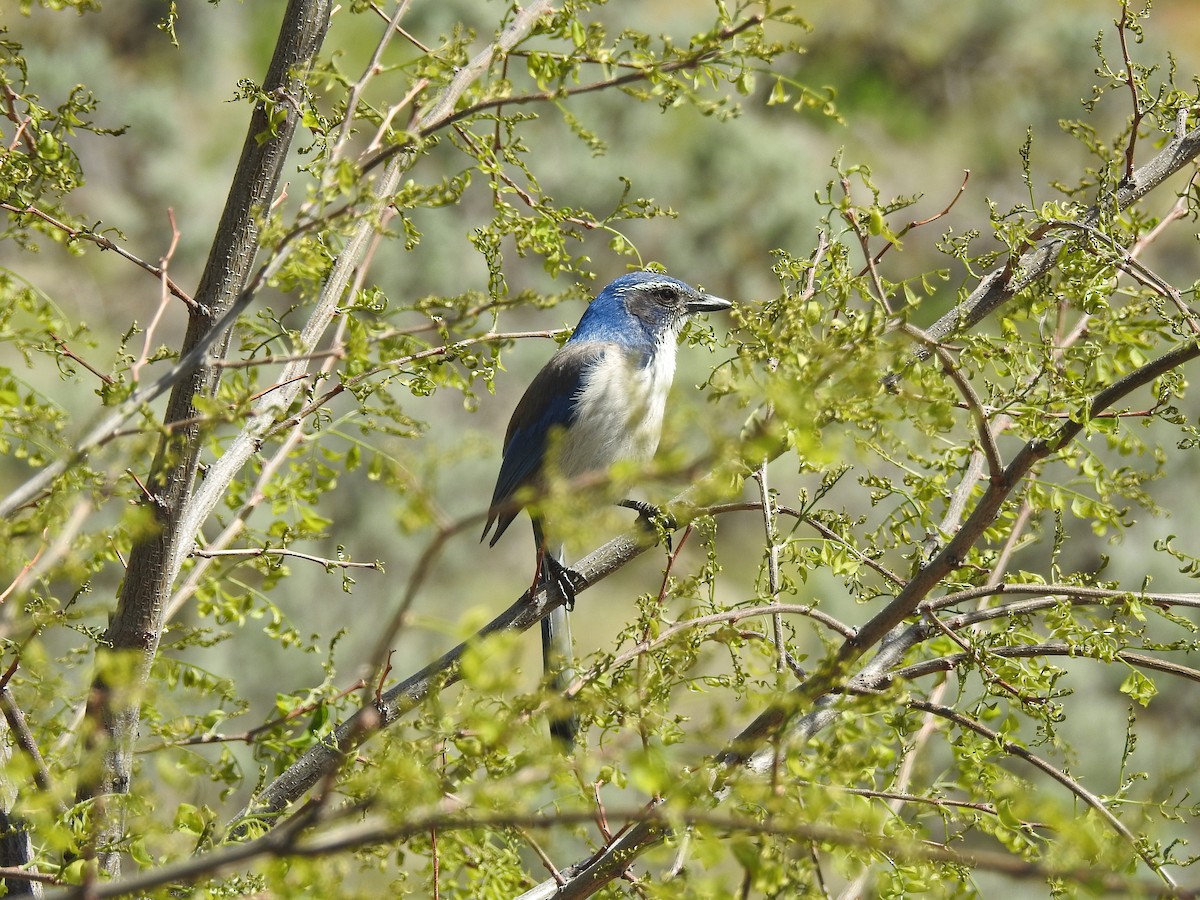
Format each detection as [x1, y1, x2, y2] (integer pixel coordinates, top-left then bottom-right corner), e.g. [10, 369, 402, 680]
[2, 0, 1200, 897]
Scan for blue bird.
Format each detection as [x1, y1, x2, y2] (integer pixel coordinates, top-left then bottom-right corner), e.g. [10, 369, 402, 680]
[481, 272, 731, 745]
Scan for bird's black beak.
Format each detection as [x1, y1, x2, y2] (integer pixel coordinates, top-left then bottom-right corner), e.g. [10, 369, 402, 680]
[687, 292, 733, 314]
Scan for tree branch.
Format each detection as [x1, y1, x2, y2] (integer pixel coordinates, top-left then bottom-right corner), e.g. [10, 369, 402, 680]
[892, 642, 1200, 687]
[726, 334, 1200, 764]
[908, 698, 1176, 887]
[894, 123, 1200, 367]
[0, 202, 194, 308]
[226, 517, 648, 835]
[75, 0, 333, 876]
[522, 151, 1200, 894]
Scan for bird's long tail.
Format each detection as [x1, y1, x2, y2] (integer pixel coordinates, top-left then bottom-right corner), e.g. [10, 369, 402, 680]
[541, 545, 579, 748]
[541, 606, 579, 746]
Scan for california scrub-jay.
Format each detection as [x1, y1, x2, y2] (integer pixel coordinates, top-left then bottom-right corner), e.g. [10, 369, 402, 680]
[481, 272, 731, 745]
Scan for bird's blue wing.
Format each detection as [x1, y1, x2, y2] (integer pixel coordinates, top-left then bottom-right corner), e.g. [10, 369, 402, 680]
[483, 342, 607, 545]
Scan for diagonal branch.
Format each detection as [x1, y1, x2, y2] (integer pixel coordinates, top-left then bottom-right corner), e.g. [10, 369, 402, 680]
[893, 642, 1200, 687]
[728, 334, 1200, 763]
[526, 304, 1200, 900]
[226, 519, 649, 835]
[0, 202, 194, 308]
[894, 123, 1200, 366]
[905, 698, 1174, 886]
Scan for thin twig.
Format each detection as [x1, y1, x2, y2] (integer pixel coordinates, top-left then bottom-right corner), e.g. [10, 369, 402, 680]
[919, 608, 1041, 704]
[892, 643, 1200, 688]
[367, 77, 429, 154]
[0, 202, 194, 307]
[0, 867, 60, 888]
[361, 15, 767, 174]
[927, 582, 1200, 617]
[1116, 2, 1143, 183]
[208, 348, 347, 369]
[891, 123, 1200, 369]
[840, 176, 893, 315]
[906, 698, 1176, 887]
[190, 547, 383, 571]
[0, 689, 57, 799]
[48, 333, 114, 385]
[132, 208, 183, 383]
[920, 337, 1005, 478]
[771, 504, 905, 587]
[2, 82, 37, 153]
[331, 0, 415, 157]
[368, 2, 434, 54]
[0, 501, 91, 606]
[146, 678, 367, 751]
[453, 125, 599, 230]
[861, 170, 971, 274]
[0, 540, 46, 606]
[516, 827, 566, 886]
[565, 603, 856, 703]
[753, 462, 786, 672]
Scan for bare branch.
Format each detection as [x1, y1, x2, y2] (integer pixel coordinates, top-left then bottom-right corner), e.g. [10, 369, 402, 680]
[0, 202, 194, 308]
[131, 208, 182, 383]
[861, 169, 971, 274]
[190, 547, 383, 571]
[1116, 2, 1144, 182]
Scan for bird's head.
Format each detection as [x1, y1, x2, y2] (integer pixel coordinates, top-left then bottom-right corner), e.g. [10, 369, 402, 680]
[572, 272, 732, 347]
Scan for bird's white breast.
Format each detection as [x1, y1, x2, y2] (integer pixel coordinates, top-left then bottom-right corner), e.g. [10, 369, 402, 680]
[555, 339, 677, 479]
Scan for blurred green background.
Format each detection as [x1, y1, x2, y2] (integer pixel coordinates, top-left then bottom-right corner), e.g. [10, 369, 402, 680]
[4, 0, 1200, 874]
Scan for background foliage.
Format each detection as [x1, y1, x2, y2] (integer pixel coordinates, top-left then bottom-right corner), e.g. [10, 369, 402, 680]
[2, 0, 1200, 897]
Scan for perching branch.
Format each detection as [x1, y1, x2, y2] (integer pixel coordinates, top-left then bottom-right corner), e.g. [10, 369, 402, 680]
[227, 518, 649, 835]
[229, 285, 1200, 891]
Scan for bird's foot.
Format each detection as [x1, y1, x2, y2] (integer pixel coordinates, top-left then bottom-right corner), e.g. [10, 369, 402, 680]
[541, 553, 582, 610]
[619, 499, 677, 553]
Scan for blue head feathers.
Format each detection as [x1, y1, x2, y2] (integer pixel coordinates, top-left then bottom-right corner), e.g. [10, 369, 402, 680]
[481, 272, 730, 546]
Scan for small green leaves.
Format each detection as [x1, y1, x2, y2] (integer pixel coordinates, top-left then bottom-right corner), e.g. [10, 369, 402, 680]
[1120, 667, 1158, 707]
[2, 2, 1200, 898]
